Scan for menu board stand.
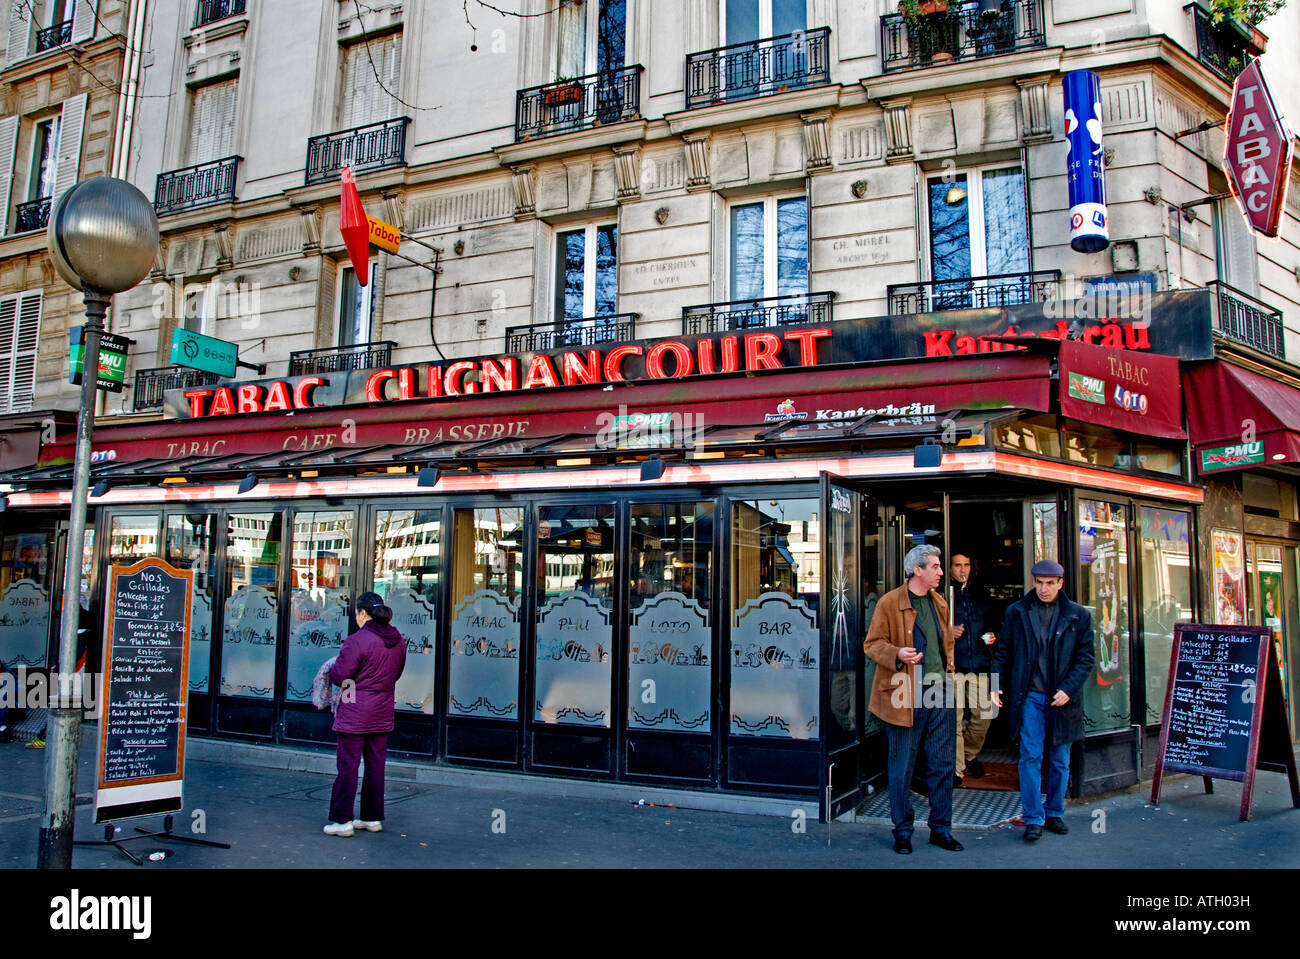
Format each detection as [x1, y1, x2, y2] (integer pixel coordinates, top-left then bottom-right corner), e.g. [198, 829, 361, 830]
[76, 558, 230, 863]
[1151, 623, 1300, 821]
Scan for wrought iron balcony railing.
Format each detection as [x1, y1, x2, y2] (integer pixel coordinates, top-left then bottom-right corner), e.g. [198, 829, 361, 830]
[682, 292, 835, 335]
[506, 314, 636, 353]
[134, 366, 221, 412]
[880, 0, 1045, 73]
[154, 156, 240, 215]
[1209, 280, 1285, 359]
[887, 270, 1061, 314]
[305, 117, 410, 185]
[35, 18, 72, 52]
[14, 197, 51, 233]
[1188, 3, 1258, 83]
[195, 0, 247, 29]
[686, 27, 830, 110]
[289, 340, 395, 376]
[515, 65, 643, 142]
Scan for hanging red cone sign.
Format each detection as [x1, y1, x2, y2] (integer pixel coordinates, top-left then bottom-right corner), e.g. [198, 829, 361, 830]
[339, 166, 371, 285]
[1224, 58, 1294, 238]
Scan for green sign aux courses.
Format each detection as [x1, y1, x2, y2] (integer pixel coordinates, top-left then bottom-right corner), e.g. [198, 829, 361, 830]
[171, 327, 238, 377]
[69, 327, 129, 393]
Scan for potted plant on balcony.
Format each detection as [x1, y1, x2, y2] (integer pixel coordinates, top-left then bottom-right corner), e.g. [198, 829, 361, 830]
[898, 0, 960, 63]
[1208, 0, 1283, 55]
[543, 77, 585, 107]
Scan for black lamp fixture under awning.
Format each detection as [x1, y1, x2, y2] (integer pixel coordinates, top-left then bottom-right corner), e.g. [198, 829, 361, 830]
[90, 480, 110, 498]
[913, 439, 942, 469]
[237, 472, 259, 494]
[640, 454, 666, 482]
[417, 466, 441, 488]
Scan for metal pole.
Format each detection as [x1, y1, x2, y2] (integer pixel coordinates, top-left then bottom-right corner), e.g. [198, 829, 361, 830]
[37, 288, 110, 869]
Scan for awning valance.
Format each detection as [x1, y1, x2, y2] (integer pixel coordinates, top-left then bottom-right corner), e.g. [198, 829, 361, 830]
[1184, 361, 1300, 474]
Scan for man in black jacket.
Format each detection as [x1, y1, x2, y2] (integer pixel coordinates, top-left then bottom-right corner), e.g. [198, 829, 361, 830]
[991, 560, 1094, 842]
[950, 553, 998, 784]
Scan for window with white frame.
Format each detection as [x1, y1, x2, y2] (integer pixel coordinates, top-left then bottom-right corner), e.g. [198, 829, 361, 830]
[721, 0, 805, 43]
[0, 93, 84, 234]
[1214, 197, 1258, 296]
[925, 165, 1028, 308]
[28, 116, 59, 202]
[337, 262, 376, 347]
[557, 0, 626, 77]
[187, 77, 240, 167]
[339, 30, 402, 128]
[0, 290, 43, 414]
[184, 285, 219, 336]
[5, 0, 94, 64]
[728, 195, 808, 302]
[554, 223, 618, 326]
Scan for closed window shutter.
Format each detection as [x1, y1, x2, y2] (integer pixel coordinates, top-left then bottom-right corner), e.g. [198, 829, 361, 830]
[188, 78, 238, 166]
[53, 93, 86, 199]
[10, 291, 41, 412]
[341, 32, 401, 128]
[6, 3, 33, 66]
[1218, 199, 1258, 296]
[0, 115, 17, 235]
[71, 0, 96, 43]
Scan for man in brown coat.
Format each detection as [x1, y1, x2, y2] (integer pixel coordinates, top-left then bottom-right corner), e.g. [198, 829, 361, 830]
[864, 544, 962, 854]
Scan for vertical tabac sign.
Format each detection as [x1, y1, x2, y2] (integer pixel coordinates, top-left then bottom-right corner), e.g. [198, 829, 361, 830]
[1224, 58, 1294, 238]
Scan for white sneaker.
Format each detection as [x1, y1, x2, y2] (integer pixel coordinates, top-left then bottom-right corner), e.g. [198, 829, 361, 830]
[323, 821, 354, 837]
[352, 819, 382, 832]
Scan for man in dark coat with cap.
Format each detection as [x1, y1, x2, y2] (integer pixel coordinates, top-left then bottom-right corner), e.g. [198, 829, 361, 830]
[991, 560, 1094, 842]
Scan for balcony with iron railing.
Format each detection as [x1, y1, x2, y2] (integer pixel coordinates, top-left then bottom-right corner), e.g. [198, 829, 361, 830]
[195, 0, 247, 29]
[506, 314, 637, 353]
[288, 341, 395, 376]
[134, 367, 221, 413]
[880, 0, 1045, 73]
[1187, 3, 1263, 83]
[887, 270, 1061, 314]
[1208, 280, 1285, 359]
[154, 156, 240, 215]
[305, 117, 410, 185]
[14, 197, 51, 233]
[686, 27, 831, 110]
[515, 65, 643, 142]
[682, 292, 835, 335]
[34, 18, 72, 53]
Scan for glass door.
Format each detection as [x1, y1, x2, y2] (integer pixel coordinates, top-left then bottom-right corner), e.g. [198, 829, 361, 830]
[164, 512, 219, 734]
[1077, 499, 1133, 738]
[0, 524, 57, 669]
[1248, 541, 1292, 732]
[218, 510, 284, 737]
[821, 475, 866, 819]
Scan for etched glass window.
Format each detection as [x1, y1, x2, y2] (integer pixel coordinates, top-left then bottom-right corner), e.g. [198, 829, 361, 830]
[1139, 507, 1191, 725]
[448, 508, 523, 720]
[221, 512, 283, 699]
[535, 504, 615, 727]
[165, 514, 218, 696]
[729, 498, 820, 739]
[374, 509, 440, 713]
[286, 511, 353, 703]
[627, 502, 713, 733]
[0, 530, 55, 668]
[1078, 499, 1130, 734]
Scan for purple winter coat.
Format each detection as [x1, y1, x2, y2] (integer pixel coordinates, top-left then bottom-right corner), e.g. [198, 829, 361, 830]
[328, 621, 407, 734]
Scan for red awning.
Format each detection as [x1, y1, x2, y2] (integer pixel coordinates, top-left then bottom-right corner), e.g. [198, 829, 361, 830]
[1184, 361, 1300, 474]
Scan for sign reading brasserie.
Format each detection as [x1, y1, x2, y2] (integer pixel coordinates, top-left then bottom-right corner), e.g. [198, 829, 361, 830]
[165, 289, 1214, 420]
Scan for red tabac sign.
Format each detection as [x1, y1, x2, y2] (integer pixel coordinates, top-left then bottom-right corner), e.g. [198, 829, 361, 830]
[1224, 59, 1294, 238]
[1058, 340, 1184, 440]
[340, 167, 371, 284]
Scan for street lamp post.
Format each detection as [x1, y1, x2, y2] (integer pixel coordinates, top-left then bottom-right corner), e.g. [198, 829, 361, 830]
[39, 177, 158, 869]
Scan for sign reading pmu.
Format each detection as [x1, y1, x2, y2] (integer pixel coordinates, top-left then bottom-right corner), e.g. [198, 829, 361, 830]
[69, 328, 130, 393]
[1224, 58, 1294, 238]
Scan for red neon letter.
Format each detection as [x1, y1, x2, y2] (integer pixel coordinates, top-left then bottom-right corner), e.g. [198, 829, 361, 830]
[521, 354, 560, 390]
[562, 350, 601, 385]
[783, 328, 831, 366]
[445, 361, 479, 395]
[646, 341, 694, 379]
[398, 367, 415, 400]
[697, 337, 739, 375]
[293, 376, 324, 409]
[480, 357, 518, 393]
[365, 370, 395, 403]
[744, 332, 782, 370]
[209, 388, 234, 416]
[603, 345, 642, 382]
[237, 384, 264, 413]
[183, 389, 213, 418]
[263, 381, 291, 412]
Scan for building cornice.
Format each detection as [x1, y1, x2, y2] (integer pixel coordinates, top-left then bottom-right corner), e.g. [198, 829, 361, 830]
[664, 86, 843, 137]
[0, 34, 126, 86]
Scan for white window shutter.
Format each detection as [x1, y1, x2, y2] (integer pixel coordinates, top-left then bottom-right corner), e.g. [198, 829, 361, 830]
[54, 93, 87, 199]
[10, 291, 41, 412]
[0, 115, 18, 236]
[188, 78, 238, 166]
[341, 33, 401, 129]
[71, 0, 97, 43]
[6, 2, 32, 66]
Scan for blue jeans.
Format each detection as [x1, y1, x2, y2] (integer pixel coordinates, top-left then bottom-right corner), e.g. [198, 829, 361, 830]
[1018, 691, 1072, 826]
[885, 701, 957, 839]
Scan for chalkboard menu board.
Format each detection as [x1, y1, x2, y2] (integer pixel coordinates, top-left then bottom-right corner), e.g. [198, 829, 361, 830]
[1152, 623, 1300, 821]
[95, 558, 193, 824]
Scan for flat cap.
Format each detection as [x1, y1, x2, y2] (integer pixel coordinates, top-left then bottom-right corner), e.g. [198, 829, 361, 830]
[1031, 559, 1065, 578]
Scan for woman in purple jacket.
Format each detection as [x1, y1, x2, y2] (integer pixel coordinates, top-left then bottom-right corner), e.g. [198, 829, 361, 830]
[324, 592, 407, 837]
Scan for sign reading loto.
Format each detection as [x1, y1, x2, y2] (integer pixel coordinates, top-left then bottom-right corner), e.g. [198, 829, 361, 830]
[1224, 58, 1294, 238]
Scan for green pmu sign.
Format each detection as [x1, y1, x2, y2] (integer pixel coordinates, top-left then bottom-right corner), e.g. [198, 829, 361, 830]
[69, 328, 130, 393]
[171, 328, 238, 377]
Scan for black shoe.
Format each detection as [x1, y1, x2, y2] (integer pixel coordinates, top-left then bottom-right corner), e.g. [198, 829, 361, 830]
[1024, 824, 1043, 842]
[929, 831, 965, 852]
[1044, 816, 1069, 835]
[893, 835, 912, 855]
[953, 775, 963, 788]
[967, 759, 986, 778]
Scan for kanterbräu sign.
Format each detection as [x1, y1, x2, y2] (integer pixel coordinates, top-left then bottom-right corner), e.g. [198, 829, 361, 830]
[165, 289, 1214, 420]
[1058, 340, 1185, 440]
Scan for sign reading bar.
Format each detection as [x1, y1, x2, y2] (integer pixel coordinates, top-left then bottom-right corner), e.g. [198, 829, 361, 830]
[1151, 623, 1300, 821]
[95, 558, 194, 824]
[70, 328, 130, 393]
[171, 328, 238, 377]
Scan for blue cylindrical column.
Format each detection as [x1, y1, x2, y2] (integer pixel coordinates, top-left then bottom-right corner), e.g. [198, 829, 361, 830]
[1063, 69, 1109, 254]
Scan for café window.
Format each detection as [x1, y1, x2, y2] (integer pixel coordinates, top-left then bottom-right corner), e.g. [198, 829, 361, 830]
[165, 513, 219, 697]
[729, 498, 820, 740]
[222, 511, 283, 700]
[926, 165, 1028, 306]
[1138, 507, 1191, 725]
[374, 509, 440, 714]
[554, 223, 618, 325]
[1078, 499, 1130, 734]
[996, 413, 1061, 459]
[285, 511, 354, 704]
[0, 528, 56, 668]
[729, 195, 808, 301]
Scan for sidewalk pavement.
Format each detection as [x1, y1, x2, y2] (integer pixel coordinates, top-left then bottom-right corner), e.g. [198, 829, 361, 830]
[1, 727, 1296, 869]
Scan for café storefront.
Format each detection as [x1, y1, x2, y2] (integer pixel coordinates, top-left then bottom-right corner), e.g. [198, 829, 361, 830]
[0, 289, 1240, 817]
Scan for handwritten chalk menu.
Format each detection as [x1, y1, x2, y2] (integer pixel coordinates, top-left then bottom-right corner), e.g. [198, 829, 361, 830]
[95, 559, 193, 824]
[1152, 623, 1300, 821]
